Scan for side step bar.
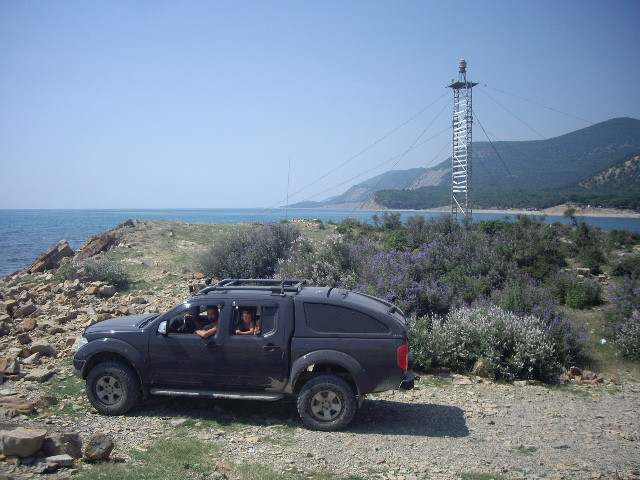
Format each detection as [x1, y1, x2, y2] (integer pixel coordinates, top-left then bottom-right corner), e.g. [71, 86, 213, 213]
[150, 388, 283, 402]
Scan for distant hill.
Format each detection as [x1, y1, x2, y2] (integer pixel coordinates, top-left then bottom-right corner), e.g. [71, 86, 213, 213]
[290, 117, 640, 209]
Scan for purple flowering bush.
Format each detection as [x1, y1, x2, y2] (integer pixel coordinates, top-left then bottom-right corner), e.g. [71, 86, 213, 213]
[195, 223, 301, 279]
[614, 310, 640, 360]
[354, 228, 517, 317]
[409, 304, 561, 381]
[607, 276, 640, 360]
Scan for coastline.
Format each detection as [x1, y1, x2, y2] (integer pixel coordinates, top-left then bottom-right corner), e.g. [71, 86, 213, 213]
[352, 201, 640, 219]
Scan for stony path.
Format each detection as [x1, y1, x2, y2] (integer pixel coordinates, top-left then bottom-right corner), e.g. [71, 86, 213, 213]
[6, 372, 640, 479]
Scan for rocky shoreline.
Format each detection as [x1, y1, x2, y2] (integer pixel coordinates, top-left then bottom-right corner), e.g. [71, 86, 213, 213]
[0, 219, 639, 479]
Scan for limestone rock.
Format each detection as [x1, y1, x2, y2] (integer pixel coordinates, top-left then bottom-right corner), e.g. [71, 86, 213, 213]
[24, 368, 54, 383]
[83, 433, 114, 462]
[0, 427, 46, 457]
[42, 433, 82, 459]
[26, 239, 73, 274]
[29, 341, 57, 357]
[99, 286, 117, 298]
[0, 357, 20, 375]
[12, 303, 37, 319]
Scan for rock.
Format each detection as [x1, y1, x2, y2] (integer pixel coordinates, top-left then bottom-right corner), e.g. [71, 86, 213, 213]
[99, 286, 117, 298]
[35, 454, 75, 473]
[471, 357, 495, 380]
[22, 318, 37, 331]
[26, 239, 73, 274]
[42, 433, 82, 459]
[0, 322, 11, 337]
[16, 332, 31, 345]
[0, 427, 47, 457]
[85, 286, 100, 295]
[75, 230, 121, 261]
[0, 357, 21, 375]
[83, 433, 114, 462]
[12, 303, 37, 319]
[24, 368, 55, 383]
[29, 341, 57, 357]
[35, 395, 59, 409]
[22, 352, 41, 366]
[116, 306, 130, 316]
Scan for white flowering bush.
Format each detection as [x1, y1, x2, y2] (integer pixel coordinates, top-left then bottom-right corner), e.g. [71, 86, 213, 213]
[409, 304, 561, 381]
[274, 233, 359, 287]
[614, 309, 640, 361]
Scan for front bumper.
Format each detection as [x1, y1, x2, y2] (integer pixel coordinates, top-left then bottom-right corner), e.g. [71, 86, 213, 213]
[72, 358, 85, 378]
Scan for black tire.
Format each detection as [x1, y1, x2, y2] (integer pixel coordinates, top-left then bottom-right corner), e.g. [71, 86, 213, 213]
[86, 361, 141, 415]
[296, 375, 357, 431]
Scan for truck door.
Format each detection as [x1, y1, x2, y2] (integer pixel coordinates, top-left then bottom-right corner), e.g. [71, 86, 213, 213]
[216, 299, 289, 389]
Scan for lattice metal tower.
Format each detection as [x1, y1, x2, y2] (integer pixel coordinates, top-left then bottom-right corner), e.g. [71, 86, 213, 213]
[448, 59, 478, 221]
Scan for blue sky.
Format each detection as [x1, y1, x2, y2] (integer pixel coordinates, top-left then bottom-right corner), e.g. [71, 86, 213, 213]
[1, 1, 639, 209]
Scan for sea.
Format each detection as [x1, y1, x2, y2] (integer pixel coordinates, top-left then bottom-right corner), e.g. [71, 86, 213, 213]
[2, 208, 640, 277]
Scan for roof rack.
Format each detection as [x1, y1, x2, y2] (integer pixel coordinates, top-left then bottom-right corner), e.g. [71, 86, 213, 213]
[195, 279, 307, 296]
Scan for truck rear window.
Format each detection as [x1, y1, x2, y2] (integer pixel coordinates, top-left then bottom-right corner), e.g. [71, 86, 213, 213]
[303, 303, 390, 334]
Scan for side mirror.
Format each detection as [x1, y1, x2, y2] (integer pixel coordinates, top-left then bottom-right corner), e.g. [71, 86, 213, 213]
[158, 321, 168, 335]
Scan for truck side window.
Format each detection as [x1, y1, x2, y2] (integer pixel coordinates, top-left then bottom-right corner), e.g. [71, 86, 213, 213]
[303, 303, 389, 334]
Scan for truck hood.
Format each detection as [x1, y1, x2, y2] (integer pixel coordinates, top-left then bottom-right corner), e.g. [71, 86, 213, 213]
[83, 314, 156, 335]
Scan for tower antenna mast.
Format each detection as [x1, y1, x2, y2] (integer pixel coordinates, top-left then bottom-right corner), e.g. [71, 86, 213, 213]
[448, 59, 478, 221]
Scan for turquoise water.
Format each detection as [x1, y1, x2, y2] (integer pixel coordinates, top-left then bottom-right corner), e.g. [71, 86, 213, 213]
[1, 208, 639, 277]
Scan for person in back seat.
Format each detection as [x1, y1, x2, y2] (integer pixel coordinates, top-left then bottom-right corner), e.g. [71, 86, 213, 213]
[235, 309, 260, 335]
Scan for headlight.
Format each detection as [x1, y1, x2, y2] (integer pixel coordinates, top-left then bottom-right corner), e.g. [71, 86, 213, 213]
[76, 336, 88, 351]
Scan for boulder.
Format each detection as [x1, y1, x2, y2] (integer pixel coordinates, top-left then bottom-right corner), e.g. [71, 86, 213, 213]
[42, 433, 82, 459]
[29, 341, 57, 357]
[0, 357, 21, 375]
[0, 321, 11, 337]
[75, 233, 118, 261]
[22, 318, 37, 331]
[16, 333, 31, 345]
[24, 368, 54, 383]
[0, 427, 46, 457]
[12, 303, 37, 319]
[83, 433, 114, 462]
[99, 286, 117, 298]
[26, 240, 73, 274]
[35, 453, 76, 473]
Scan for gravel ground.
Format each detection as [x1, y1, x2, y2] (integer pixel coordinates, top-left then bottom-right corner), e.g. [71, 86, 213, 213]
[4, 371, 639, 480]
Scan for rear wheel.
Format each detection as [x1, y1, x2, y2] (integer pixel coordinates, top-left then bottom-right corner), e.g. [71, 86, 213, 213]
[86, 361, 141, 415]
[297, 375, 356, 431]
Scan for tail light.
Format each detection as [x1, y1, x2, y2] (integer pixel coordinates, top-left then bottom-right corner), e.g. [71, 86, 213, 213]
[397, 344, 408, 371]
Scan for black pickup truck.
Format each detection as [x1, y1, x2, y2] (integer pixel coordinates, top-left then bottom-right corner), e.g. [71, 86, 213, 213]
[73, 279, 415, 430]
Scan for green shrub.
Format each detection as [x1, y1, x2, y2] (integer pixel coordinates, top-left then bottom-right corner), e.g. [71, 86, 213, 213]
[56, 257, 130, 290]
[572, 221, 606, 274]
[564, 282, 602, 309]
[195, 223, 301, 279]
[611, 255, 640, 277]
[608, 229, 640, 248]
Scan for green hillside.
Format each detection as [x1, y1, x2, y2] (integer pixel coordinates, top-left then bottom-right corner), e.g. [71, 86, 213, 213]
[375, 151, 640, 211]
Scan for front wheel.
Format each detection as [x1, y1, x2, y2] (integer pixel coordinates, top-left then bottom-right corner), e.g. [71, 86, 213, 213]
[86, 361, 141, 415]
[297, 375, 357, 431]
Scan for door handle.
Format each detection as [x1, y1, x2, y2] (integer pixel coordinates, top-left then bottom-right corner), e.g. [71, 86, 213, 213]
[263, 344, 280, 351]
